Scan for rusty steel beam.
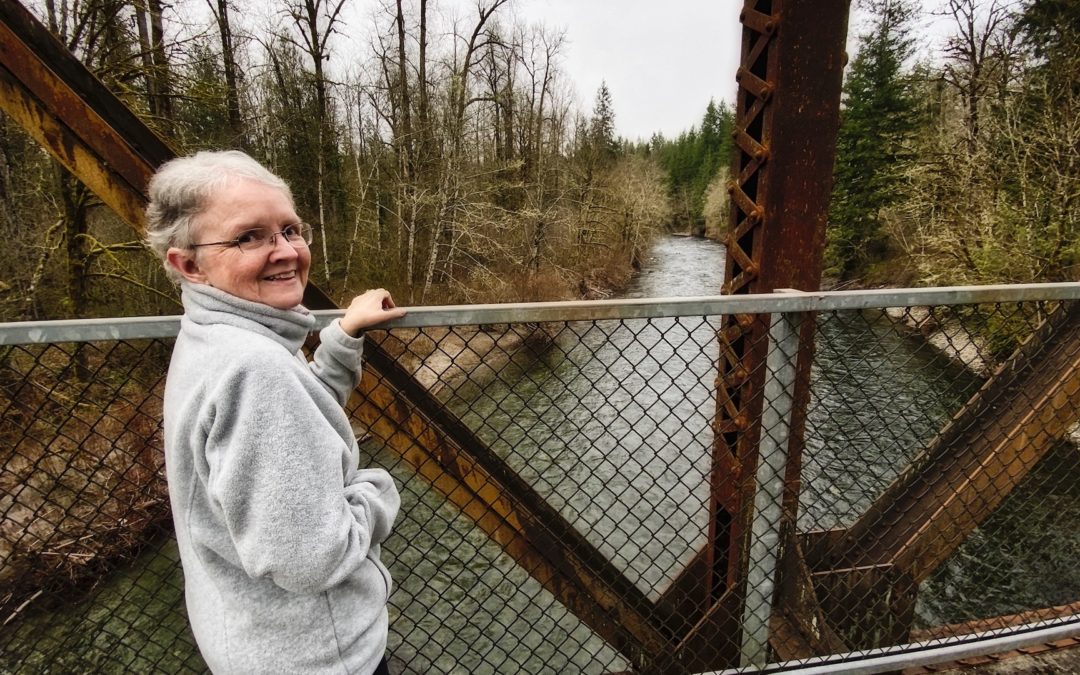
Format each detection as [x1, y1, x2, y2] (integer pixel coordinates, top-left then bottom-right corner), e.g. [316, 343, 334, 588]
[0, 63, 147, 228]
[689, 0, 850, 664]
[343, 325, 674, 667]
[1, 2, 676, 665]
[0, 0, 173, 228]
[810, 563, 917, 649]
[833, 302, 1080, 584]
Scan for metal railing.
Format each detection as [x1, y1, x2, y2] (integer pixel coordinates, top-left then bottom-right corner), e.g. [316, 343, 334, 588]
[2, 284, 1080, 674]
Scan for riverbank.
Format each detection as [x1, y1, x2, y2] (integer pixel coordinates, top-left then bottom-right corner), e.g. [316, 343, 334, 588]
[884, 306, 993, 377]
[373, 323, 557, 398]
[375, 234, 728, 397]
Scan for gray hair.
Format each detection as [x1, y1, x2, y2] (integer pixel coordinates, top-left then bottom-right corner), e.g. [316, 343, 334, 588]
[144, 150, 294, 283]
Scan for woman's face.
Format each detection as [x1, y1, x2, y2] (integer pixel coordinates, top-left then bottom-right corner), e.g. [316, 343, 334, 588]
[170, 178, 311, 310]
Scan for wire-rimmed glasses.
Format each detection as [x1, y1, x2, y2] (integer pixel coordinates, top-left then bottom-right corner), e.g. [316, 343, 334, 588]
[191, 222, 313, 253]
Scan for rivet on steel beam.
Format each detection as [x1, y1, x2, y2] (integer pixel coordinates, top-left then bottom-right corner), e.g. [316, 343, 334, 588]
[754, 146, 769, 161]
[764, 12, 779, 33]
[734, 414, 750, 430]
[727, 181, 737, 195]
[737, 313, 755, 329]
[749, 207, 764, 222]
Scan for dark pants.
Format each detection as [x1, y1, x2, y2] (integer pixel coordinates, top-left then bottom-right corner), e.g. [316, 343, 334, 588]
[372, 656, 391, 675]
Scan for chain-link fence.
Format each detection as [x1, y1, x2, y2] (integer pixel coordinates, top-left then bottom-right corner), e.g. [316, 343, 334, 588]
[2, 286, 1080, 674]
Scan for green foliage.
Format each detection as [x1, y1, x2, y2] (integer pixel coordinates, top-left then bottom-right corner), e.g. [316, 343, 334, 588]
[1017, 0, 1080, 71]
[827, 0, 921, 280]
[655, 100, 733, 234]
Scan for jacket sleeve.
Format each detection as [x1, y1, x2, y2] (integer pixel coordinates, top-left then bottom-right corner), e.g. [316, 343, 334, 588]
[345, 468, 399, 545]
[204, 356, 396, 594]
[306, 319, 364, 406]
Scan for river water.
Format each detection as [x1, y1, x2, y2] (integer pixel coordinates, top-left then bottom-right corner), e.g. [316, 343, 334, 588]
[385, 235, 729, 672]
[5, 235, 1079, 673]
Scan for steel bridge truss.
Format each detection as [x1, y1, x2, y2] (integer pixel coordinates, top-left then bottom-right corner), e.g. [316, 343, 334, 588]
[3, 286, 1080, 673]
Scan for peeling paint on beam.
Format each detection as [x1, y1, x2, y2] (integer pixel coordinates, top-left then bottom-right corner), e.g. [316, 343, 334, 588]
[0, 0, 172, 172]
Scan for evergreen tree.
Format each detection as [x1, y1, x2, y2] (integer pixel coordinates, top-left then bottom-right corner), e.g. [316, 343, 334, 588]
[589, 81, 619, 164]
[827, 0, 921, 279]
[655, 100, 734, 234]
[1017, 0, 1080, 73]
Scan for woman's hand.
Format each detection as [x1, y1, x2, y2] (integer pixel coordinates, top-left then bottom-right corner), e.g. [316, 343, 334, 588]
[340, 289, 406, 337]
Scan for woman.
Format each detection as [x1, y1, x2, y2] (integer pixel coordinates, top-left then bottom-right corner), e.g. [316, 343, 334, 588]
[146, 150, 405, 675]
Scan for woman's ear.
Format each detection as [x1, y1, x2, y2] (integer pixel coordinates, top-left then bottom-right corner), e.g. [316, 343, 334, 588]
[167, 247, 208, 284]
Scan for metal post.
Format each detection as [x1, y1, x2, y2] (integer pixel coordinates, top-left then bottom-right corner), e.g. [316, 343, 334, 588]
[740, 309, 801, 667]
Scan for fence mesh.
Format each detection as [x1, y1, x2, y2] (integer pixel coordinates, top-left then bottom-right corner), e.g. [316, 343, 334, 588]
[2, 298, 1079, 673]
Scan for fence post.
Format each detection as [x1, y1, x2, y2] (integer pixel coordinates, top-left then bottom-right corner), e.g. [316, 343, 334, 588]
[740, 309, 801, 667]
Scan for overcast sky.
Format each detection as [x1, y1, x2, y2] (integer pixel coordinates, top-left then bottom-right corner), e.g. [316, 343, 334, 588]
[503, 0, 951, 143]
[511, 0, 744, 143]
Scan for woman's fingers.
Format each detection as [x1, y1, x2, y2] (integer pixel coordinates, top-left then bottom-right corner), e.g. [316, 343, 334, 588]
[340, 290, 406, 336]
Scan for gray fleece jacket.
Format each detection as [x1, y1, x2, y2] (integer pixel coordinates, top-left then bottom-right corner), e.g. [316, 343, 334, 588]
[164, 283, 399, 675]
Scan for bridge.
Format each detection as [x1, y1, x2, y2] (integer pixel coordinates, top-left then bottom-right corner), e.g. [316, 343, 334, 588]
[2, 0, 1080, 673]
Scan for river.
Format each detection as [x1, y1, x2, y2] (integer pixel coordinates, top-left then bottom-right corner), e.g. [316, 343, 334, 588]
[385, 235, 729, 672]
[4, 235, 1078, 673]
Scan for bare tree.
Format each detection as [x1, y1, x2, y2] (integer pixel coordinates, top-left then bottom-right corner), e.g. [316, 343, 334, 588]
[938, 0, 1016, 147]
[280, 0, 349, 282]
[205, 0, 245, 145]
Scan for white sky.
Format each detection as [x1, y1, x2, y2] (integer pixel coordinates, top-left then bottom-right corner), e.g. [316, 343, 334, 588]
[510, 0, 744, 143]
[503, 0, 954, 143]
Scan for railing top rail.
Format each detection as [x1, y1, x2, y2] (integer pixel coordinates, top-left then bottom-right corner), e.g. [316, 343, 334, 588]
[3, 282, 1080, 345]
[705, 613, 1080, 675]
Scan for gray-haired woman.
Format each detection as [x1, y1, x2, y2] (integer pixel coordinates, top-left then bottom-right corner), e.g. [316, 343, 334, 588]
[146, 150, 403, 674]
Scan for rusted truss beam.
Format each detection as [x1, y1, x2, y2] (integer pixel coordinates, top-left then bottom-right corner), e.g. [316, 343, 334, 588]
[834, 302, 1080, 582]
[344, 321, 674, 667]
[0, 0, 173, 228]
[0, 0, 676, 665]
[689, 0, 851, 666]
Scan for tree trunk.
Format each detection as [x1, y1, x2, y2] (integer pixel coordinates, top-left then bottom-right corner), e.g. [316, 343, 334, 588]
[147, 0, 173, 127]
[395, 0, 413, 181]
[58, 168, 91, 380]
[210, 0, 244, 145]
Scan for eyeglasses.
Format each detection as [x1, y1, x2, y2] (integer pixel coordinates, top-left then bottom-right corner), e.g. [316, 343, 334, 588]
[191, 223, 313, 253]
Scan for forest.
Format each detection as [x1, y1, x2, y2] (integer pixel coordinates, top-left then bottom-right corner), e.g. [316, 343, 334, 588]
[0, 0, 1077, 322]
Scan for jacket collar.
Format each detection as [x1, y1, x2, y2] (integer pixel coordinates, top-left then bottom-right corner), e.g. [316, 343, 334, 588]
[180, 282, 315, 353]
